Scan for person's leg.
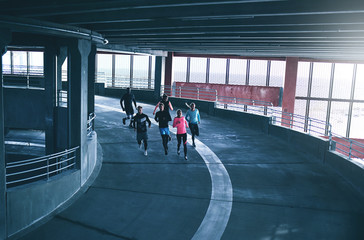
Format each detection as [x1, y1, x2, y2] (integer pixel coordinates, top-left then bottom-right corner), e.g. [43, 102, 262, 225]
[177, 134, 182, 155]
[143, 134, 148, 156]
[183, 133, 188, 160]
[190, 123, 196, 147]
[162, 135, 168, 153]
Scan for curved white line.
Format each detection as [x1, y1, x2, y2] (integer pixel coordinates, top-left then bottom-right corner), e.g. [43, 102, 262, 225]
[95, 103, 233, 239]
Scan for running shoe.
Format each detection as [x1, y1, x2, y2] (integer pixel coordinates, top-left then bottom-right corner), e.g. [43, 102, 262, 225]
[184, 155, 188, 161]
[144, 150, 148, 156]
[122, 118, 126, 125]
[177, 150, 180, 155]
[165, 149, 168, 155]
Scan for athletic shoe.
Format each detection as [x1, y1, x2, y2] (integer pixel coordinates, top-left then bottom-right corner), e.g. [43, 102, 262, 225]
[184, 156, 188, 161]
[122, 118, 126, 125]
[177, 150, 180, 155]
[144, 150, 148, 156]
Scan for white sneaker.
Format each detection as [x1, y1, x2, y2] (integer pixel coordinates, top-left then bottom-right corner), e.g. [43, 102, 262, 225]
[144, 150, 148, 156]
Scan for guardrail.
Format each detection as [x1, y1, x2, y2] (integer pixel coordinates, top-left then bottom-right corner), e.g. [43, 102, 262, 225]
[58, 90, 67, 107]
[160, 85, 364, 161]
[6, 146, 79, 188]
[87, 112, 96, 136]
[96, 73, 154, 89]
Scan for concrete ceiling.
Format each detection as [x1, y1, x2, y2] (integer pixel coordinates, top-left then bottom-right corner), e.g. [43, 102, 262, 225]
[1, 0, 364, 60]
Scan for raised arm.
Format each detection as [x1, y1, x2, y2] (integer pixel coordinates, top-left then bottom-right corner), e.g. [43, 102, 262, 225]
[168, 101, 173, 111]
[153, 102, 160, 115]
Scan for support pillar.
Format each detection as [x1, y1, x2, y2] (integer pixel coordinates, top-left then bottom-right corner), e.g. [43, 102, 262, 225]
[282, 57, 299, 127]
[44, 44, 57, 155]
[56, 46, 68, 92]
[165, 52, 173, 87]
[88, 45, 97, 122]
[154, 56, 165, 99]
[68, 39, 91, 178]
[0, 29, 11, 240]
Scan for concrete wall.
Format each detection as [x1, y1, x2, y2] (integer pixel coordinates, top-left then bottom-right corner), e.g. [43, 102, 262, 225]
[4, 88, 46, 130]
[6, 133, 99, 238]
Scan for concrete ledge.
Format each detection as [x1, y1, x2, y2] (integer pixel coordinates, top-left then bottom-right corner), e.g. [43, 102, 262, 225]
[268, 124, 330, 162]
[7, 170, 81, 236]
[325, 151, 364, 197]
[6, 133, 100, 238]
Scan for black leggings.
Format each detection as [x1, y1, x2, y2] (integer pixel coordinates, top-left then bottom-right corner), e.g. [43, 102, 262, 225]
[161, 134, 169, 151]
[137, 139, 148, 150]
[177, 133, 187, 156]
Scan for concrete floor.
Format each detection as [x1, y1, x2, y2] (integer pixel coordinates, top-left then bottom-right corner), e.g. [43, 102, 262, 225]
[18, 95, 364, 240]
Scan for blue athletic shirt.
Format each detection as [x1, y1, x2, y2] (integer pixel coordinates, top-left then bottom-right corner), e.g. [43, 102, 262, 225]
[186, 109, 200, 124]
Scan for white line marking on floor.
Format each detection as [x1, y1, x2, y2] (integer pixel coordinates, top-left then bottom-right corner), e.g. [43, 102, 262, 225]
[95, 103, 233, 240]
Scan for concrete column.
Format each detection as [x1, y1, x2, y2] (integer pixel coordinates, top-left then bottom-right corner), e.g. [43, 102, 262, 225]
[154, 56, 165, 99]
[44, 44, 57, 155]
[282, 57, 299, 127]
[0, 29, 11, 240]
[88, 45, 96, 119]
[68, 39, 91, 174]
[165, 52, 173, 87]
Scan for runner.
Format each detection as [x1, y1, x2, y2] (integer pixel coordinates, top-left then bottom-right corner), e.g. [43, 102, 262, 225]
[185, 102, 201, 147]
[153, 93, 173, 141]
[132, 106, 151, 156]
[173, 109, 189, 160]
[155, 103, 172, 155]
[120, 87, 137, 127]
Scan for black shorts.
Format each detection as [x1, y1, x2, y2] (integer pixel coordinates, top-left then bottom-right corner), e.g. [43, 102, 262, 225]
[189, 123, 199, 136]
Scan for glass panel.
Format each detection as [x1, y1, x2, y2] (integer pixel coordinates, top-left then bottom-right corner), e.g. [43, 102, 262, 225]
[229, 59, 247, 85]
[173, 57, 187, 82]
[350, 103, 364, 138]
[332, 63, 353, 99]
[190, 57, 207, 83]
[133, 55, 150, 88]
[292, 99, 307, 132]
[311, 62, 332, 98]
[209, 58, 226, 84]
[150, 56, 155, 89]
[330, 101, 349, 137]
[13, 51, 27, 75]
[249, 60, 267, 86]
[309, 100, 328, 135]
[354, 64, 364, 100]
[29, 51, 44, 76]
[61, 57, 68, 82]
[296, 62, 310, 97]
[269, 60, 286, 87]
[115, 54, 130, 79]
[2, 50, 11, 74]
[97, 54, 112, 85]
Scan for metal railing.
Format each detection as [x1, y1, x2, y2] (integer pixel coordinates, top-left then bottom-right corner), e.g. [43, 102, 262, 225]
[161, 85, 218, 102]
[161, 85, 364, 161]
[87, 112, 96, 136]
[6, 146, 79, 188]
[58, 90, 67, 107]
[96, 73, 154, 89]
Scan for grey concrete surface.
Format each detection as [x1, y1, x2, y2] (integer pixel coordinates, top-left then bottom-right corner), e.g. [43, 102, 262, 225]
[18, 96, 364, 240]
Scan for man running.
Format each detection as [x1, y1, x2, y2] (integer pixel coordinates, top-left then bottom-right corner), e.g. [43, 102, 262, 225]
[120, 87, 137, 127]
[173, 109, 189, 160]
[185, 102, 201, 147]
[132, 106, 151, 156]
[155, 103, 171, 155]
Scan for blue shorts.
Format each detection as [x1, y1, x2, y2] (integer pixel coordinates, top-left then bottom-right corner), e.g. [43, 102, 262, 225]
[159, 127, 170, 135]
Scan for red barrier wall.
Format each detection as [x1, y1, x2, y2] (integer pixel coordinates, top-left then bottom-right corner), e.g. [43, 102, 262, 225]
[175, 82, 282, 106]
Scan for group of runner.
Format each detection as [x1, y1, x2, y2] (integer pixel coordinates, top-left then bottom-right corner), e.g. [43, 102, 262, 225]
[120, 88, 201, 160]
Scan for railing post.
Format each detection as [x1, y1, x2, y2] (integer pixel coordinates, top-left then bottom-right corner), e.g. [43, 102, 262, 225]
[349, 139, 352, 159]
[308, 117, 312, 134]
[47, 157, 50, 180]
[197, 88, 200, 100]
[179, 86, 182, 98]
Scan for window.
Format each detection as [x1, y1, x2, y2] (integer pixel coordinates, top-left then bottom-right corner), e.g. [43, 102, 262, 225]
[249, 60, 267, 86]
[269, 60, 286, 87]
[330, 101, 349, 137]
[354, 64, 364, 100]
[115, 55, 130, 80]
[12, 51, 27, 75]
[296, 62, 310, 97]
[311, 62, 332, 98]
[229, 59, 247, 85]
[190, 57, 207, 83]
[332, 63, 353, 99]
[209, 58, 226, 84]
[350, 103, 364, 138]
[29, 52, 43, 76]
[173, 57, 187, 82]
[97, 54, 112, 85]
[2, 51, 11, 74]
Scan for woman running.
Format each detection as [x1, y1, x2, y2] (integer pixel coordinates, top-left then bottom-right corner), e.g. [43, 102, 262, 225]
[185, 102, 201, 148]
[173, 109, 189, 160]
